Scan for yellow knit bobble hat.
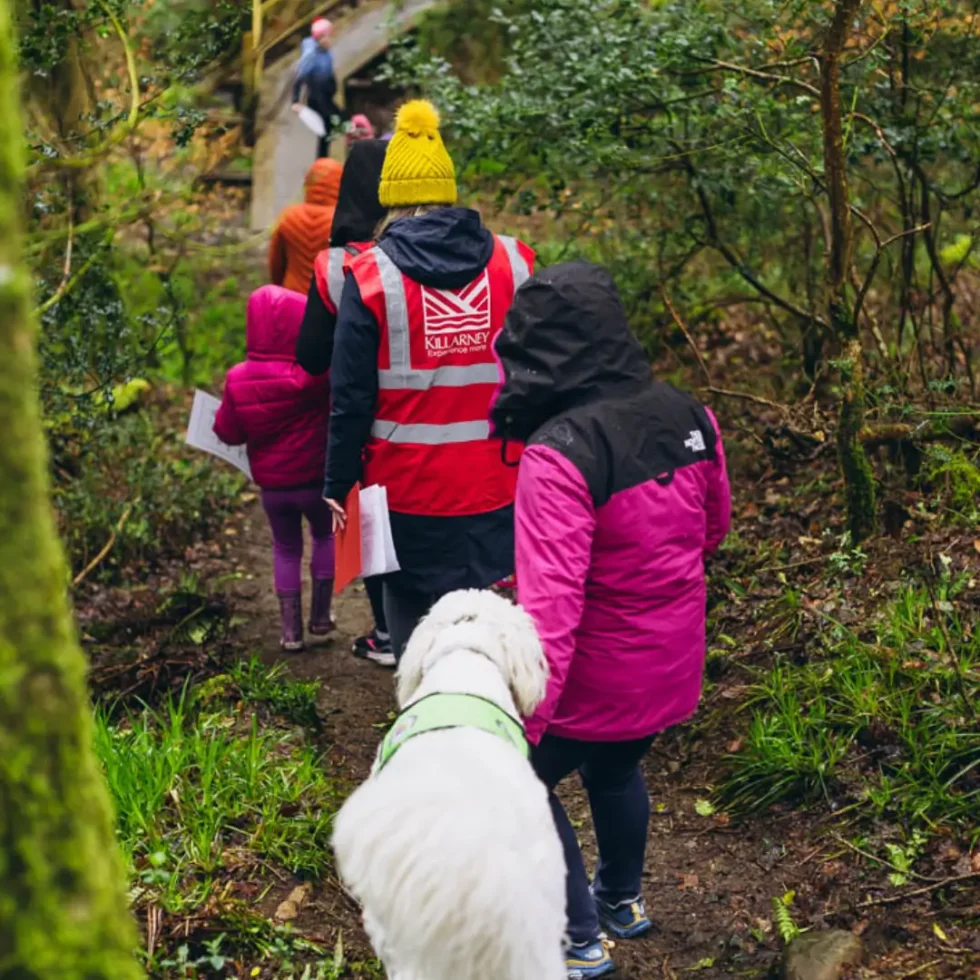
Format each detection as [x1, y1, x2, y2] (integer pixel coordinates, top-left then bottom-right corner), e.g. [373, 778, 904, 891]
[379, 100, 457, 208]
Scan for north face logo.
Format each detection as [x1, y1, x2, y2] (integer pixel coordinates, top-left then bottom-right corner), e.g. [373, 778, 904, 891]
[422, 271, 492, 357]
[684, 430, 706, 453]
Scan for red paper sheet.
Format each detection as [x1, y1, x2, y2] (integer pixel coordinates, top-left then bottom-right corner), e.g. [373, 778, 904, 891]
[333, 483, 362, 594]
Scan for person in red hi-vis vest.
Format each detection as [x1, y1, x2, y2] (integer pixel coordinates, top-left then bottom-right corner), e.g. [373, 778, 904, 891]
[322, 100, 534, 662]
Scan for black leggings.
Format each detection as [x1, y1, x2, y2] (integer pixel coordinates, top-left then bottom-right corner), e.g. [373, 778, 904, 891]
[364, 576, 388, 634]
[531, 734, 656, 944]
[382, 582, 440, 663]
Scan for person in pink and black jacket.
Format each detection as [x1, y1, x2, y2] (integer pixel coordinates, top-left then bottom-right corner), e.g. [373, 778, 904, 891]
[491, 261, 731, 979]
[214, 285, 334, 653]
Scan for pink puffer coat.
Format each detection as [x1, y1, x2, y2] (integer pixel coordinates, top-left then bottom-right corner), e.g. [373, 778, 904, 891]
[213, 285, 330, 489]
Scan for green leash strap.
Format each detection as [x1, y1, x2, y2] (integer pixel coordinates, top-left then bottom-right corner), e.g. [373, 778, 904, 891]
[374, 692, 529, 773]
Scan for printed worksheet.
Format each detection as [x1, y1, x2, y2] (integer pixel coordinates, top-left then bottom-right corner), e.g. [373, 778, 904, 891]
[360, 484, 400, 577]
[185, 389, 253, 481]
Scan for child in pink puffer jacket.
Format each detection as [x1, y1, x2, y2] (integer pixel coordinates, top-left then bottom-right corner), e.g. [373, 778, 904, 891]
[214, 285, 334, 651]
[491, 262, 731, 979]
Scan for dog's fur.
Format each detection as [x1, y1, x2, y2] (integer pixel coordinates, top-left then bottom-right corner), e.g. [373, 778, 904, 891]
[332, 589, 566, 980]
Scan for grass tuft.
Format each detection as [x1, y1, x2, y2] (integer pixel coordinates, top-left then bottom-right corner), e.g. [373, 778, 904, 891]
[719, 574, 979, 831]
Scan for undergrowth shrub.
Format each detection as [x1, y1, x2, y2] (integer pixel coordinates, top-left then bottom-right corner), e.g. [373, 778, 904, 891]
[54, 403, 244, 578]
[922, 446, 980, 517]
[720, 576, 979, 830]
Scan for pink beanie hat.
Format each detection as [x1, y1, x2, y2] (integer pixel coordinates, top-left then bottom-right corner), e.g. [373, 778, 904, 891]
[311, 17, 333, 40]
[346, 114, 376, 146]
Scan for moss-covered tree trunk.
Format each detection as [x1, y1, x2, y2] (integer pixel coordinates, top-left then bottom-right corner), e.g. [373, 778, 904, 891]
[820, 0, 877, 541]
[0, 1, 143, 976]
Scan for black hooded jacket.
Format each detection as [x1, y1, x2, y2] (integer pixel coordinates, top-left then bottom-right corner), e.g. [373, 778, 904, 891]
[295, 139, 388, 375]
[492, 261, 719, 506]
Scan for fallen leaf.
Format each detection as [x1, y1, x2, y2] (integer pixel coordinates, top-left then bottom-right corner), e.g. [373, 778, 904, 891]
[933, 922, 949, 943]
[713, 812, 731, 827]
[694, 799, 716, 816]
[727, 737, 743, 753]
[275, 882, 312, 921]
[678, 872, 700, 890]
[974, 538, 980, 555]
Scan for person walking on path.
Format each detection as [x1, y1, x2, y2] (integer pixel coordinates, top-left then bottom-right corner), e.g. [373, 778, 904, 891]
[322, 100, 535, 661]
[295, 138, 393, 665]
[292, 17, 344, 157]
[214, 285, 336, 652]
[269, 157, 343, 296]
[491, 262, 732, 979]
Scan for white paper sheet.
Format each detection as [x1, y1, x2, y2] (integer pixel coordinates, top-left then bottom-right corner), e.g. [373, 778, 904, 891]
[298, 106, 326, 137]
[360, 484, 400, 577]
[185, 389, 253, 481]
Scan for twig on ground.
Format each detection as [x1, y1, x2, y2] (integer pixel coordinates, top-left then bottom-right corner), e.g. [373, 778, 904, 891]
[72, 504, 133, 587]
[854, 870, 980, 908]
[703, 386, 787, 412]
[660, 286, 711, 384]
[900, 959, 945, 979]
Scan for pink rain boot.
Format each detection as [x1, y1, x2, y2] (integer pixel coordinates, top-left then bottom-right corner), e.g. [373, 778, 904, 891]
[277, 591, 304, 652]
[308, 578, 336, 640]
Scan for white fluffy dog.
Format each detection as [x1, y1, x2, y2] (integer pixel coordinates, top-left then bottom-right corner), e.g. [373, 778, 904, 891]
[331, 589, 566, 980]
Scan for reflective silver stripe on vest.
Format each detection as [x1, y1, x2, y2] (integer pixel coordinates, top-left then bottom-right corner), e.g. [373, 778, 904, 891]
[498, 235, 531, 290]
[371, 420, 491, 445]
[327, 247, 346, 311]
[375, 247, 411, 377]
[378, 363, 501, 390]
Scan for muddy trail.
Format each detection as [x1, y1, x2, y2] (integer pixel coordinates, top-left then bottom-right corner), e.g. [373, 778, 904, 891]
[218, 500, 978, 980]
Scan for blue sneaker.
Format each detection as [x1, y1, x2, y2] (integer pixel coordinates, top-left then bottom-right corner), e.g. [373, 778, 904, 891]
[566, 938, 615, 979]
[595, 895, 653, 939]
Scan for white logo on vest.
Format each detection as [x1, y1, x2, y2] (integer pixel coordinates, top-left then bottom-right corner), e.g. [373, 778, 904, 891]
[684, 430, 706, 453]
[422, 270, 492, 357]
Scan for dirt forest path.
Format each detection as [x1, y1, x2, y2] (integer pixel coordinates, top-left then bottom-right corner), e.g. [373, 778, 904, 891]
[219, 500, 935, 980]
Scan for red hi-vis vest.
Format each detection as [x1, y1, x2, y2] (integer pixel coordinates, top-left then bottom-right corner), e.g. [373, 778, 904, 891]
[313, 242, 372, 314]
[350, 235, 534, 517]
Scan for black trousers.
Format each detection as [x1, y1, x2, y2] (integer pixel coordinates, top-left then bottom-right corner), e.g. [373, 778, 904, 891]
[531, 734, 656, 944]
[382, 582, 440, 663]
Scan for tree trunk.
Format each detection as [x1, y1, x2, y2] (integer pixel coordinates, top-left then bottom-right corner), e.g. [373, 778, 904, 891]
[21, 0, 102, 221]
[821, 0, 877, 540]
[0, 1, 143, 975]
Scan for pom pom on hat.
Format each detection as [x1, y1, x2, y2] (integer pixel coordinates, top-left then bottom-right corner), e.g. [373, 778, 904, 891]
[311, 17, 333, 39]
[394, 100, 441, 138]
[379, 99, 457, 208]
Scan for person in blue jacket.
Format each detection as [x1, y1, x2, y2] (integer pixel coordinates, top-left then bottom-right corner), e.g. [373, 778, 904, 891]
[292, 18, 344, 157]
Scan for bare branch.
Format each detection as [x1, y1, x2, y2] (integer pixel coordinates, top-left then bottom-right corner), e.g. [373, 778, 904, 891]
[659, 286, 711, 384]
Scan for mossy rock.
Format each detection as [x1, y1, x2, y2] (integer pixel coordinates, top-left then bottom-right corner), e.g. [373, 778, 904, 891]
[784, 930, 864, 980]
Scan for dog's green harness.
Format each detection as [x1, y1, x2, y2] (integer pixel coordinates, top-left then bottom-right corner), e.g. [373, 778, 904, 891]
[373, 692, 529, 773]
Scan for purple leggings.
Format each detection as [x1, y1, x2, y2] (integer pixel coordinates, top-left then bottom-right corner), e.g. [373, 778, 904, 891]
[261, 487, 335, 594]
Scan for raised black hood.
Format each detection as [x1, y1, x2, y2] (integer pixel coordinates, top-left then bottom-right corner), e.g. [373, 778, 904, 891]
[379, 207, 494, 290]
[491, 261, 651, 442]
[329, 139, 388, 247]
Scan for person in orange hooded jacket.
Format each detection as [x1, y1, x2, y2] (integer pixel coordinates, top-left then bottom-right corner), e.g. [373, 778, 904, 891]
[268, 157, 343, 295]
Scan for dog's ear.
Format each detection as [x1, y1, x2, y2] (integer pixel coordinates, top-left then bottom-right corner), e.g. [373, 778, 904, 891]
[396, 612, 439, 706]
[491, 596, 550, 717]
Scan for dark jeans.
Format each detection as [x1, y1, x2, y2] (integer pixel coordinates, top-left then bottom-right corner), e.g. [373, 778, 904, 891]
[364, 575, 388, 635]
[531, 734, 656, 945]
[382, 582, 440, 663]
